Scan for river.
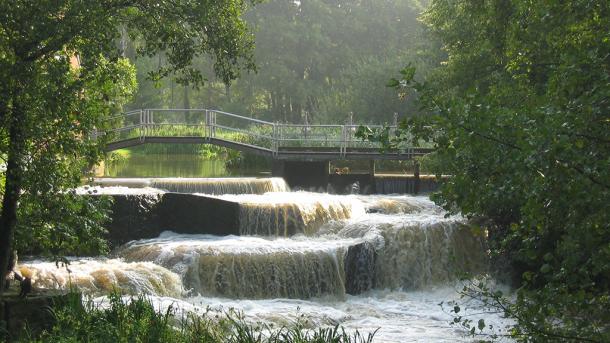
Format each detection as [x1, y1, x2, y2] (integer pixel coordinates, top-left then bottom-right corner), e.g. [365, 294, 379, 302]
[19, 177, 510, 342]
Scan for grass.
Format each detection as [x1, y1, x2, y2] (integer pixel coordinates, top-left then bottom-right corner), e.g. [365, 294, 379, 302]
[18, 292, 376, 343]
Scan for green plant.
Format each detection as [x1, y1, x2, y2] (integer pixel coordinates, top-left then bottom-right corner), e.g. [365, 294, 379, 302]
[0, 0, 258, 290]
[23, 292, 376, 343]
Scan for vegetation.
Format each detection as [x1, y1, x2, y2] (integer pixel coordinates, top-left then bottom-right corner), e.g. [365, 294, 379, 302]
[104, 0, 437, 175]
[359, 0, 609, 341]
[0, 0, 257, 293]
[18, 292, 375, 343]
[123, 0, 436, 124]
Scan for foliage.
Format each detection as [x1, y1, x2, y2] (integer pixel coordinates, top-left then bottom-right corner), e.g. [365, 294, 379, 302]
[0, 0, 258, 291]
[21, 292, 375, 343]
[125, 0, 435, 124]
[359, 0, 610, 341]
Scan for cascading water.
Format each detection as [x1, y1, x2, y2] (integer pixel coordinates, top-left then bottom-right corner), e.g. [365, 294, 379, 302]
[26, 178, 509, 342]
[19, 259, 183, 297]
[214, 192, 365, 236]
[117, 233, 358, 299]
[152, 177, 289, 194]
[94, 177, 290, 194]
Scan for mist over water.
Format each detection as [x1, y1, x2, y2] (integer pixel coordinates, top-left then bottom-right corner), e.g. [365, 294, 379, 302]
[26, 178, 509, 342]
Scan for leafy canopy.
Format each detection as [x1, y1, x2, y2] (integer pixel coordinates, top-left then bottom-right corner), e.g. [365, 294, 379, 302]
[359, 0, 610, 341]
[0, 0, 257, 261]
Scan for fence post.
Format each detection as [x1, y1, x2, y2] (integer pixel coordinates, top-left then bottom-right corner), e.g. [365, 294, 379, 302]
[347, 112, 353, 144]
[204, 109, 209, 140]
[212, 111, 216, 138]
[145, 109, 150, 138]
[341, 125, 347, 158]
[278, 122, 283, 153]
[414, 159, 420, 195]
[139, 109, 144, 141]
[272, 122, 278, 156]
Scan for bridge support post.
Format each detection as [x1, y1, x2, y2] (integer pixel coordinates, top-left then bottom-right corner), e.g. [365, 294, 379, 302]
[272, 160, 330, 191]
[414, 160, 420, 195]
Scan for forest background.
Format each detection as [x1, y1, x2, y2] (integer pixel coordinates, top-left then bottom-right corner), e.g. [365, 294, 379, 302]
[124, 0, 435, 125]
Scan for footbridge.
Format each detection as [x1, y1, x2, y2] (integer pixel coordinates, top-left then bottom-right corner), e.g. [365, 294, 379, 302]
[99, 109, 432, 161]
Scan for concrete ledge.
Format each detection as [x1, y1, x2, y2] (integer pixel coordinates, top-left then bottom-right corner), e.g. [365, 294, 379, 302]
[374, 175, 440, 194]
[92, 192, 240, 248]
[157, 193, 239, 235]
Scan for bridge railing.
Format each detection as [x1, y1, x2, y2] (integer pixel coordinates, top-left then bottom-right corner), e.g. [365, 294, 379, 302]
[100, 108, 419, 156]
[208, 109, 275, 150]
[99, 110, 143, 142]
[142, 109, 206, 137]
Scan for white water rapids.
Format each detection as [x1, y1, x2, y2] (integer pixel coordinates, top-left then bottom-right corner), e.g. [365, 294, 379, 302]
[23, 178, 511, 342]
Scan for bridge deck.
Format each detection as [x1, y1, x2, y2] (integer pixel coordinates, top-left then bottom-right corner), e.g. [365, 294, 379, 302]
[105, 136, 431, 160]
[100, 109, 432, 161]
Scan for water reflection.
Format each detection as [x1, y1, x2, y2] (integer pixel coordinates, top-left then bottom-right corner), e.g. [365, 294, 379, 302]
[105, 154, 269, 178]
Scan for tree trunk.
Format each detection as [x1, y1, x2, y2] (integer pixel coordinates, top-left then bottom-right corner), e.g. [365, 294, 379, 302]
[0, 93, 25, 297]
[225, 83, 231, 103]
[183, 85, 191, 122]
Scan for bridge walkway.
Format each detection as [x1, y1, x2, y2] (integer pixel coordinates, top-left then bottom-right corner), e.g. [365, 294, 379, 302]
[99, 109, 432, 161]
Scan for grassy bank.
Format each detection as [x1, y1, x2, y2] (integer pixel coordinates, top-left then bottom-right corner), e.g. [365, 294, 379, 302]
[18, 293, 375, 343]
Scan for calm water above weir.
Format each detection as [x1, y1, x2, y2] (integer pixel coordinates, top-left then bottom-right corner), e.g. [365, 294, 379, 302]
[104, 153, 269, 178]
[21, 178, 510, 342]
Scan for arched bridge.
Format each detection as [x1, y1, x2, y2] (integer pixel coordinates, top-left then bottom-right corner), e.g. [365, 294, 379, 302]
[98, 109, 432, 161]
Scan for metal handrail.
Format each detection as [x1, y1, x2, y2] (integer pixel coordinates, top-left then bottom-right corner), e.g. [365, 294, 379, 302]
[99, 108, 422, 157]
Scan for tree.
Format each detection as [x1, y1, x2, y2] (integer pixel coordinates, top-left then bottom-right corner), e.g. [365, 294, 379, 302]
[0, 0, 257, 295]
[125, 0, 432, 124]
[360, 0, 609, 340]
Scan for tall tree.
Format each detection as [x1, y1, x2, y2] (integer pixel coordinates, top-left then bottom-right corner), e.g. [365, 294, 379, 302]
[127, 0, 431, 124]
[0, 0, 257, 295]
[361, 0, 610, 340]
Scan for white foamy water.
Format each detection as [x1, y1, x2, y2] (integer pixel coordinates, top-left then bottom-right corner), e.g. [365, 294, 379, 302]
[92, 177, 290, 194]
[355, 194, 442, 215]
[212, 192, 367, 236]
[94, 286, 510, 343]
[117, 233, 362, 299]
[33, 180, 509, 341]
[152, 177, 289, 194]
[75, 185, 165, 195]
[19, 258, 183, 297]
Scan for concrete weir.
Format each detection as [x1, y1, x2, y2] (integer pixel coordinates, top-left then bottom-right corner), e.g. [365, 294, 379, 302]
[94, 192, 240, 247]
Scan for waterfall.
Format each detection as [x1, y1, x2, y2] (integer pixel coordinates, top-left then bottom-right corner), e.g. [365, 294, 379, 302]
[152, 177, 289, 194]
[34, 182, 501, 341]
[117, 233, 358, 299]
[334, 216, 487, 290]
[19, 259, 183, 297]
[92, 177, 290, 194]
[216, 192, 366, 236]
